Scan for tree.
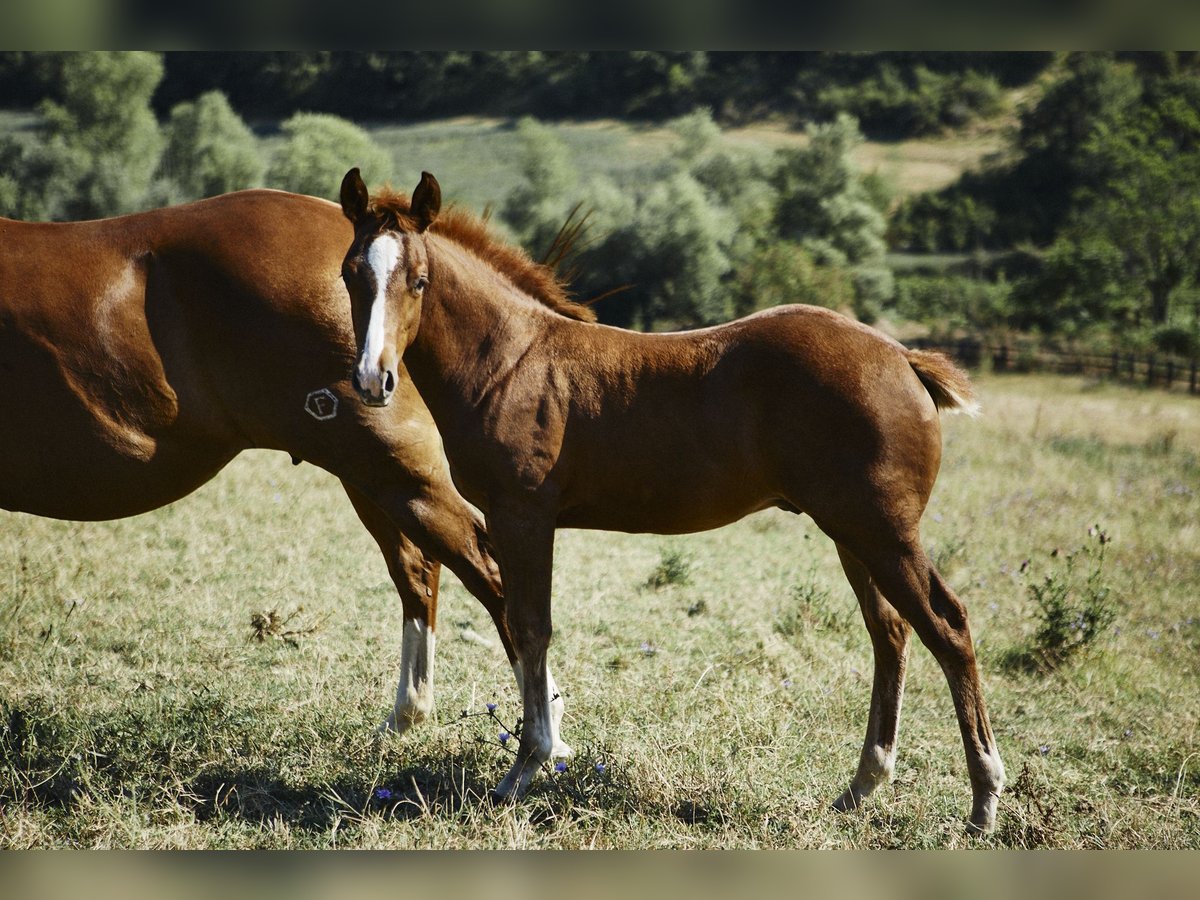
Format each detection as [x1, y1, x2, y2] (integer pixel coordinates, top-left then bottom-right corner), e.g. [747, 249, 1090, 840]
[890, 53, 1145, 252]
[630, 170, 736, 326]
[0, 52, 166, 220]
[502, 112, 745, 330]
[1026, 71, 1200, 328]
[731, 242, 855, 317]
[266, 112, 392, 199]
[772, 113, 893, 321]
[160, 91, 265, 200]
[43, 52, 165, 218]
[501, 117, 578, 252]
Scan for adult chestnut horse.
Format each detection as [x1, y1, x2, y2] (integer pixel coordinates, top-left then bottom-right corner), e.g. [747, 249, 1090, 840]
[0, 188, 572, 749]
[337, 168, 1007, 832]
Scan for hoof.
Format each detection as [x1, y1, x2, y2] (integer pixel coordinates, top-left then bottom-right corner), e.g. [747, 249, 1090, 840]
[831, 787, 863, 813]
[378, 708, 422, 736]
[966, 794, 999, 835]
[551, 740, 574, 760]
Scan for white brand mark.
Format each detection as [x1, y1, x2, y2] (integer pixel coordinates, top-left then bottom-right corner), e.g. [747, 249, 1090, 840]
[305, 388, 338, 421]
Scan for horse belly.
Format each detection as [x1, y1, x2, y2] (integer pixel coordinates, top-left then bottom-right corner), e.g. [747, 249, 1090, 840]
[556, 458, 775, 534]
[0, 336, 230, 520]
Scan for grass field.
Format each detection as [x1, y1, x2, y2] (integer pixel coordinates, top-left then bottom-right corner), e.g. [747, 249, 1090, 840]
[362, 116, 1006, 214]
[2, 373, 1198, 848]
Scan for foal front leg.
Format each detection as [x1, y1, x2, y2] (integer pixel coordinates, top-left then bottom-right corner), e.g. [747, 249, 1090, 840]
[487, 508, 558, 801]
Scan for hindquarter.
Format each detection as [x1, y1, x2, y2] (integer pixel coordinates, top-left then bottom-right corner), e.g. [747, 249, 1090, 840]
[739, 319, 944, 541]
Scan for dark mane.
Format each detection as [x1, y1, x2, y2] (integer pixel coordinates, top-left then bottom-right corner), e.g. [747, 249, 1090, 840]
[367, 188, 597, 323]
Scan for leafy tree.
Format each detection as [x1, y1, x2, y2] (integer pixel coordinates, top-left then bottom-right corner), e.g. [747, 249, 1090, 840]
[266, 112, 392, 199]
[0, 52, 165, 220]
[891, 53, 1144, 252]
[160, 91, 265, 200]
[42, 52, 165, 218]
[535, 169, 736, 330]
[1011, 233, 1131, 335]
[892, 273, 1013, 337]
[503, 112, 752, 330]
[631, 171, 736, 326]
[815, 62, 1004, 138]
[1077, 74, 1200, 325]
[1011, 53, 1143, 242]
[501, 117, 579, 252]
[731, 242, 855, 317]
[772, 113, 893, 321]
[1019, 70, 1200, 330]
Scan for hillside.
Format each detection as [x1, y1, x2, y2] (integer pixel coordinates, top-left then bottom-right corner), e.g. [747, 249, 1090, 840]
[356, 115, 1012, 216]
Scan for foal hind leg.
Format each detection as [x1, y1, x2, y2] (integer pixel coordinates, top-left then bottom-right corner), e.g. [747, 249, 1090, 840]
[849, 539, 1005, 832]
[832, 543, 912, 814]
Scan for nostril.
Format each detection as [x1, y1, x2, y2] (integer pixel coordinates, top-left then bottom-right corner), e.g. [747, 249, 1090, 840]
[384, 370, 396, 394]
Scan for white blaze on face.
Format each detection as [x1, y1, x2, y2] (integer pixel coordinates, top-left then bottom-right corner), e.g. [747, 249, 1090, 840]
[356, 233, 403, 394]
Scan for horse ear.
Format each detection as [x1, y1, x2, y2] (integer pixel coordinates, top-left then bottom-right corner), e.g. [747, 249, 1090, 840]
[411, 171, 441, 233]
[340, 168, 369, 224]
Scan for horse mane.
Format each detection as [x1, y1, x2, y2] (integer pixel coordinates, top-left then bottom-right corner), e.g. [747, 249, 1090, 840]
[366, 188, 597, 323]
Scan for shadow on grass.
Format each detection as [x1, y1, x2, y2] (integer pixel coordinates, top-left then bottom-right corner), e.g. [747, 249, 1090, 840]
[182, 758, 499, 831]
[181, 747, 639, 833]
[4, 692, 708, 836]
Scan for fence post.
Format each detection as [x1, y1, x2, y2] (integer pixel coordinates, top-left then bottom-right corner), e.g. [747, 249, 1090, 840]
[1111, 351, 1119, 377]
[1147, 354, 1156, 386]
[1191, 359, 1197, 395]
[1167, 359, 1175, 389]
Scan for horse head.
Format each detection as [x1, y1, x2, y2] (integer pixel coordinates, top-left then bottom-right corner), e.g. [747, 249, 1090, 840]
[339, 168, 441, 407]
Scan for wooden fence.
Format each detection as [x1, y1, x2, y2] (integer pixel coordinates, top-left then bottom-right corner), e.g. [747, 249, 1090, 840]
[909, 338, 1200, 396]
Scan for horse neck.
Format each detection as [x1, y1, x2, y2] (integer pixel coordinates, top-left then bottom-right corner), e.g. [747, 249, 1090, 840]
[405, 237, 556, 418]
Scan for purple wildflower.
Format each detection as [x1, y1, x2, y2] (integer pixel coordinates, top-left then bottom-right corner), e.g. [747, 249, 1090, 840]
[499, 731, 510, 745]
[595, 762, 606, 775]
[1038, 745, 1050, 755]
[374, 788, 392, 801]
[554, 761, 567, 773]
[486, 702, 497, 713]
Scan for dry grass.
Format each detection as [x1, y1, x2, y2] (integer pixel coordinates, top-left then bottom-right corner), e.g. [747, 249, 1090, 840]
[364, 115, 1010, 214]
[2, 373, 1198, 847]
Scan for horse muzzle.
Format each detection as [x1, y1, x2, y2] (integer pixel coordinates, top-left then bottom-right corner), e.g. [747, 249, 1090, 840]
[351, 363, 397, 407]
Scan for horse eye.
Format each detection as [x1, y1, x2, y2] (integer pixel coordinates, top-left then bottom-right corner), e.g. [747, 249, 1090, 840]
[414, 275, 430, 292]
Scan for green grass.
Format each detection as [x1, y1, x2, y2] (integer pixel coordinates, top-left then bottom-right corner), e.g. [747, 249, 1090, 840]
[2, 373, 1199, 847]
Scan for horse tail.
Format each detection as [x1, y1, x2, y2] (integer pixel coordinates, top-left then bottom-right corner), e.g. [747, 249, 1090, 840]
[905, 349, 981, 418]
